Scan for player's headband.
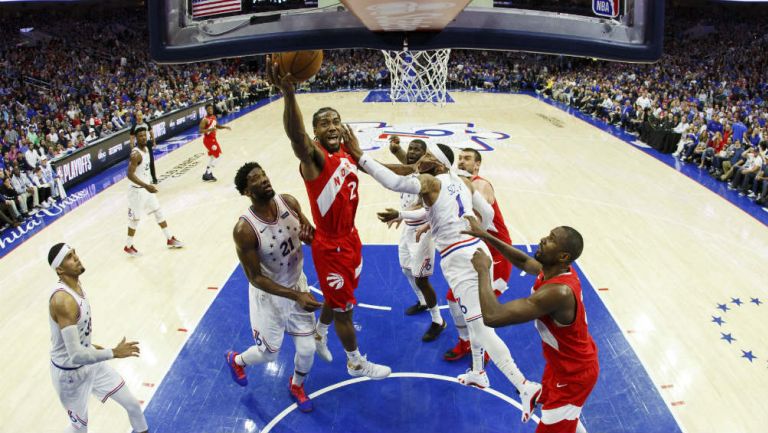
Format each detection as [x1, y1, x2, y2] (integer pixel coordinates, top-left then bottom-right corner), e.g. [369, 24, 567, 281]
[427, 142, 452, 169]
[50, 244, 72, 270]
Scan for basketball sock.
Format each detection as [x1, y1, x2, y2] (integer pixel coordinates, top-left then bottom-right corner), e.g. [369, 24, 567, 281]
[429, 305, 443, 324]
[293, 334, 315, 381]
[470, 339, 485, 372]
[467, 319, 525, 390]
[237, 346, 266, 366]
[316, 321, 330, 337]
[208, 156, 219, 168]
[448, 300, 469, 340]
[292, 370, 308, 386]
[404, 270, 427, 306]
[126, 236, 134, 247]
[345, 349, 363, 365]
[204, 166, 211, 175]
[162, 227, 172, 239]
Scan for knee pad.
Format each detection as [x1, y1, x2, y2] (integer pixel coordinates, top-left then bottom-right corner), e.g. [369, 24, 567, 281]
[151, 208, 165, 223]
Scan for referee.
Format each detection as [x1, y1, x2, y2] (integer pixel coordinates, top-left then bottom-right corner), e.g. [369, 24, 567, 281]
[130, 110, 158, 184]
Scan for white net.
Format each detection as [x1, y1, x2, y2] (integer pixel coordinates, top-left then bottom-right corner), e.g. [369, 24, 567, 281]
[381, 48, 451, 105]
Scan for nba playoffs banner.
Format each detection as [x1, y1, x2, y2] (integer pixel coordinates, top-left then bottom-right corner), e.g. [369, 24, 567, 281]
[52, 102, 209, 188]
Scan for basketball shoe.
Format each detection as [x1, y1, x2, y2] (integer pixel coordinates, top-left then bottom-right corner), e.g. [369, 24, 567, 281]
[519, 380, 542, 423]
[443, 338, 470, 361]
[225, 351, 248, 386]
[166, 236, 184, 248]
[347, 355, 391, 379]
[289, 377, 313, 413]
[314, 332, 333, 362]
[123, 246, 141, 257]
[457, 368, 489, 388]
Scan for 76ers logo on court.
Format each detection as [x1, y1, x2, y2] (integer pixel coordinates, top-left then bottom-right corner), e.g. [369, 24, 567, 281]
[350, 122, 511, 152]
[327, 273, 345, 290]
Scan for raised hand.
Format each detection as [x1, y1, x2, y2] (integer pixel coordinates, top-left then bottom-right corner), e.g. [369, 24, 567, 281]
[471, 248, 492, 271]
[340, 124, 362, 159]
[388, 135, 401, 154]
[112, 337, 140, 358]
[265, 54, 296, 95]
[296, 292, 323, 312]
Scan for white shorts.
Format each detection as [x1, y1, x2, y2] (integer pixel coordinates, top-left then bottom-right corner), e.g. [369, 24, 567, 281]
[249, 273, 317, 353]
[127, 187, 160, 221]
[439, 239, 493, 323]
[50, 361, 125, 429]
[398, 225, 436, 278]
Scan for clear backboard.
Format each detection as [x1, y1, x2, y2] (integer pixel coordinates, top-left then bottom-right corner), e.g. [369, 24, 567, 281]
[149, 0, 664, 64]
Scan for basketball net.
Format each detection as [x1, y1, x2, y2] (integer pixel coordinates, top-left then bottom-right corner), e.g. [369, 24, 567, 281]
[381, 48, 451, 105]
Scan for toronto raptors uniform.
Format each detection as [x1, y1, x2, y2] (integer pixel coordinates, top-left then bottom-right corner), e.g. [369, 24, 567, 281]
[303, 146, 362, 312]
[472, 175, 513, 293]
[239, 195, 316, 352]
[426, 172, 493, 323]
[398, 176, 435, 278]
[128, 146, 160, 220]
[49, 283, 125, 429]
[532, 267, 599, 433]
[203, 114, 221, 158]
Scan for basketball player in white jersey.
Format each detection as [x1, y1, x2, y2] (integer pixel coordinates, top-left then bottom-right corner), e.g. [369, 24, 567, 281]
[378, 135, 445, 341]
[124, 129, 183, 256]
[341, 127, 540, 396]
[225, 162, 324, 412]
[47, 243, 148, 432]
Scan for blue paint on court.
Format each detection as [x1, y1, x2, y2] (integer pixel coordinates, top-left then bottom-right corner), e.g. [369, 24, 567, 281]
[143, 245, 681, 433]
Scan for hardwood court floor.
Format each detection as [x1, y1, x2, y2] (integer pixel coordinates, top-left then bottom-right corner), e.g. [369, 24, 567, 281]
[1, 92, 765, 433]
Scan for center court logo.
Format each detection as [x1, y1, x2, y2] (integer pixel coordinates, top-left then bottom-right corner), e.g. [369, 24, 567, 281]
[327, 273, 345, 290]
[350, 121, 512, 151]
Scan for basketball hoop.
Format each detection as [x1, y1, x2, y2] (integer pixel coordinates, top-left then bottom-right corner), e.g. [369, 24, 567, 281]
[381, 48, 451, 105]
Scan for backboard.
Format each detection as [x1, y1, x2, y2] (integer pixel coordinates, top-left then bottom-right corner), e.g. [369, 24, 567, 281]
[148, 0, 664, 64]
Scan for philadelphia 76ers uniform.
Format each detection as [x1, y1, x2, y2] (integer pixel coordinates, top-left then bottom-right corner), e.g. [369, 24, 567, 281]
[238, 194, 316, 353]
[49, 283, 125, 429]
[398, 177, 435, 278]
[303, 146, 362, 312]
[531, 267, 599, 433]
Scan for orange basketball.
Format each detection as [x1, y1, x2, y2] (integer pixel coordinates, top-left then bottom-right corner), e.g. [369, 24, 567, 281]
[274, 50, 323, 83]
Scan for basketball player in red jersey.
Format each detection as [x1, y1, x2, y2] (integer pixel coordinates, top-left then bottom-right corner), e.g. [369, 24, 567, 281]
[464, 217, 598, 433]
[267, 58, 391, 379]
[443, 148, 515, 361]
[199, 104, 231, 182]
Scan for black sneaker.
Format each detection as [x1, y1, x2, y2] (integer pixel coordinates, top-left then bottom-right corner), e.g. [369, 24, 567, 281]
[405, 303, 428, 316]
[422, 320, 447, 342]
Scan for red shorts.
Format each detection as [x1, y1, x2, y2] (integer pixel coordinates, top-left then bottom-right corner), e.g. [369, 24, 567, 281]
[203, 136, 221, 158]
[312, 231, 362, 312]
[536, 362, 599, 433]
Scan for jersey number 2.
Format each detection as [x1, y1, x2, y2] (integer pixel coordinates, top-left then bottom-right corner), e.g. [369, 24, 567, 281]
[349, 181, 357, 201]
[280, 238, 295, 257]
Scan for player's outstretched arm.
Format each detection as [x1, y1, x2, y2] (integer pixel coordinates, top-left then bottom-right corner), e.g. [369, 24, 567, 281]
[49, 291, 138, 363]
[462, 215, 541, 275]
[234, 219, 321, 312]
[266, 56, 321, 168]
[472, 249, 569, 327]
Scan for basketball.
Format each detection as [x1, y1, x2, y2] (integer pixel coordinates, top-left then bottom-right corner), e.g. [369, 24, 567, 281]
[274, 50, 323, 83]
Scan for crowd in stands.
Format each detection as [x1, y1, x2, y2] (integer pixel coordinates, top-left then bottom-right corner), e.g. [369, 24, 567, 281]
[3, 4, 768, 229]
[0, 9, 269, 229]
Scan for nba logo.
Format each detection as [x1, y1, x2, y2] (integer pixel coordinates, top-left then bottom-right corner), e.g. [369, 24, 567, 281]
[592, 0, 619, 18]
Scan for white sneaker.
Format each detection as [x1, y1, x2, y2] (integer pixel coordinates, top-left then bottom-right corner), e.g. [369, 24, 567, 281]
[314, 333, 333, 362]
[519, 380, 542, 423]
[457, 369, 489, 389]
[347, 355, 391, 379]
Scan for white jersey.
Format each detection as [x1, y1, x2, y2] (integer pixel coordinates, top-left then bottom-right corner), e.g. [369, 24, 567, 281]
[425, 172, 475, 251]
[130, 146, 151, 187]
[401, 174, 427, 230]
[240, 195, 306, 290]
[49, 283, 92, 369]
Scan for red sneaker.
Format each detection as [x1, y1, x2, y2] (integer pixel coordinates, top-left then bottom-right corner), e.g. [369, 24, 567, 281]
[289, 377, 314, 413]
[166, 236, 184, 249]
[124, 245, 142, 257]
[225, 351, 248, 386]
[443, 338, 471, 361]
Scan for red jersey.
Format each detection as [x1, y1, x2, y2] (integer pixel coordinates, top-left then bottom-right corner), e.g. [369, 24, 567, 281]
[532, 267, 599, 376]
[203, 115, 217, 142]
[472, 175, 511, 244]
[303, 145, 359, 237]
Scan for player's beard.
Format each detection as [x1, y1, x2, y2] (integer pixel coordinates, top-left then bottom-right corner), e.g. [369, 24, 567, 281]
[253, 187, 275, 202]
